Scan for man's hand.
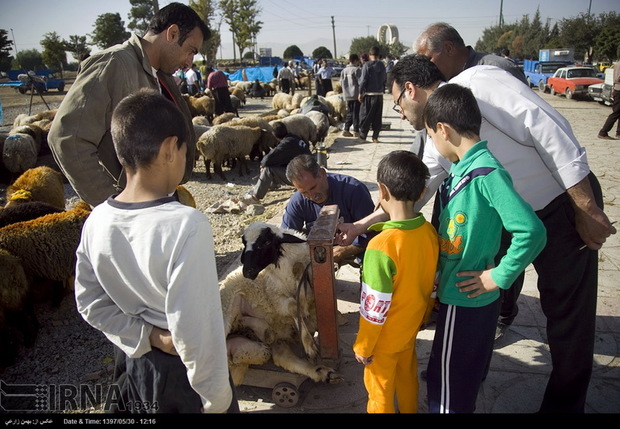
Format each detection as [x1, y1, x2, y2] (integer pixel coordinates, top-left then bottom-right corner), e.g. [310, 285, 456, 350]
[149, 327, 178, 355]
[567, 177, 617, 250]
[332, 244, 362, 264]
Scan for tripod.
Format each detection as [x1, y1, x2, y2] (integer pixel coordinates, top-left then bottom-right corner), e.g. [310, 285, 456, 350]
[21, 71, 51, 115]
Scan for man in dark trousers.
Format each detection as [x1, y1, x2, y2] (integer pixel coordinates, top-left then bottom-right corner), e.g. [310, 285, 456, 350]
[241, 122, 311, 205]
[358, 46, 387, 142]
[206, 67, 235, 115]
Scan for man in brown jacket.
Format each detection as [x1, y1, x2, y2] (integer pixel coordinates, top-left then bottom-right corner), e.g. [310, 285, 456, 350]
[49, 3, 210, 207]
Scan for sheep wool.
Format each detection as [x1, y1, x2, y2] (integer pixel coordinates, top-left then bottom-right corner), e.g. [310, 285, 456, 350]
[6, 166, 65, 210]
[2, 133, 38, 174]
[196, 125, 265, 180]
[219, 222, 341, 386]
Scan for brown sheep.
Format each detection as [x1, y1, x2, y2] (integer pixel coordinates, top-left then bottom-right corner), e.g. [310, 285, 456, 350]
[5, 166, 65, 210]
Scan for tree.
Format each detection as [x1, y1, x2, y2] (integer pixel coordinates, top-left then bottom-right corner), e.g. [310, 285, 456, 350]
[0, 29, 13, 72]
[127, 0, 159, 35]
[312, 46, 332, 60]
[15, 49, 44, 71]
[594, 26, 620, 61]
[64, 35, 91, 62]
[189, 0, 219, 65]
[348, 36, 396, 59]
[283, 45, 303, 59]
[41, 32, 67, 74]
[91, 13, 131, 50]
[219, 0, 263, 62]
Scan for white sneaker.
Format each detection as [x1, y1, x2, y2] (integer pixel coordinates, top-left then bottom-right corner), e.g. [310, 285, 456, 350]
[240, 193, 259, 205]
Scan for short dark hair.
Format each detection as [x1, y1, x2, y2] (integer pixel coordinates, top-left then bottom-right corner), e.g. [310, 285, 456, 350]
[423, 83, 481, 139]
[349, 53, 359, 63]
[286, 154, 321, 184]
[388, 54, 446, 90]
[272, 122, 288, 139]
[377, 150, 429, 202]
[147, 2, 210, 44]
[112, 88, 188, 171]
[369, 46, 380, 57]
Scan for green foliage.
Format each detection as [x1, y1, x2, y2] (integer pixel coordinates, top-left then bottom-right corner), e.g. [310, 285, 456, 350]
[40, 32, 67, 73]
[0, 29, 13, 72]
[283, 45, 303, 59]
[189, 0, 218, 65]
[348, 36, 406, 59]
[473, 10, 620, 62]
[127, 0, 159, 35]
[219, 0, 262, 62]
[594, 26, 620, 61]
[312, 46, 332, 60]
[91, 13, 131, 50]
[15, 49, 44, 71]
[64, 35, 91, 62]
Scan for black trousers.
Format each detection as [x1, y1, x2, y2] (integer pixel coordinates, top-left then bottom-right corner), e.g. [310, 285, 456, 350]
[344, 99, 360, 133]
[359, 95, 383, 140]
[110, 346, 240, 413]
[500, 173, 602, 413]
[599, 89, 620, 136]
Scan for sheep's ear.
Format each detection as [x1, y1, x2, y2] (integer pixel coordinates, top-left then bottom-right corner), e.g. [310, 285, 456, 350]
[281, 232, 306, 244]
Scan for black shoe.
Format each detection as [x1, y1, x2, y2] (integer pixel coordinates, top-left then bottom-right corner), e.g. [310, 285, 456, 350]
[494, 322, 509, 341]
[598, 134, 615, 140]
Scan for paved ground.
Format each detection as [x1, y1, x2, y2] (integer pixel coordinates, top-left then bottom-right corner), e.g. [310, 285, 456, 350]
[233, 90, 620, 414]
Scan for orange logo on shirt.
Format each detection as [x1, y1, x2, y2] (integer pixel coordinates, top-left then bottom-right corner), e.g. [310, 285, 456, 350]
[439, 212, 466, 255]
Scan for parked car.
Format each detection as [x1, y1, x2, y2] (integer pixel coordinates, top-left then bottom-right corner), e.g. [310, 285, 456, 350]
[547, 66, 603, 100]
[588, 66, 615, 106]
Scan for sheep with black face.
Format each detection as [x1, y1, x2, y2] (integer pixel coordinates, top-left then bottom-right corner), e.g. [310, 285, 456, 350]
[219, 222, 342, 386]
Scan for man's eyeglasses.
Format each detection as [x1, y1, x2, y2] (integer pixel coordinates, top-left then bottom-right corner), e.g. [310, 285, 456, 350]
[393, 87, 406, 114]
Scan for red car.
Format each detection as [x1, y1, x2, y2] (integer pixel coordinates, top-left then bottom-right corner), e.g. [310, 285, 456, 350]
[547, 66, 603, 100]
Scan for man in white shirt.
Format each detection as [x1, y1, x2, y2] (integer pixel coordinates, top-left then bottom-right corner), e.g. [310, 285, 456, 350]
[339, 54, 616, 413]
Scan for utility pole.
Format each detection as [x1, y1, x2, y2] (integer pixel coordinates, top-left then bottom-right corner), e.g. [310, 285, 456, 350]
[10, 28, 17, 56]
[331, 16, 337, 60]
[499, 0, 504, 27]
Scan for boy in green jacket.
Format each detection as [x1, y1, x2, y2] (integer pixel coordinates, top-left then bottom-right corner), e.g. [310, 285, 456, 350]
[423, 83, 546, 413]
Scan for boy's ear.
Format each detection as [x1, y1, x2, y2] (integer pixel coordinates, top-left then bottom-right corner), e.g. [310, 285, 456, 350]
[378, 182, 390, 202]
[418, 186, 428, 203]
[436, 122, 451, 140]
[161, 136, 179, 163]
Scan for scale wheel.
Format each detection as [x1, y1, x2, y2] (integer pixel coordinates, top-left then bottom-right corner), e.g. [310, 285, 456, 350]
[272, 382, 299, 408]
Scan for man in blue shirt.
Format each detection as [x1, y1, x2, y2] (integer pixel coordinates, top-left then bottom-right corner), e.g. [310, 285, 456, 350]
[283, 154, 376, 266]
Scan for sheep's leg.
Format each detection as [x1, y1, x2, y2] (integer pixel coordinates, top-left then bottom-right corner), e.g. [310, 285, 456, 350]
[204, 158, 212, 179]
[271, 341, 342, 384]
[215, 161, 227, 181]
[226, 336, 271, 386]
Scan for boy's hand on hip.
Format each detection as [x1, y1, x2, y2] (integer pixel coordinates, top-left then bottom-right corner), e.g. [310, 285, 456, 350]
[455, 267, 498, 298]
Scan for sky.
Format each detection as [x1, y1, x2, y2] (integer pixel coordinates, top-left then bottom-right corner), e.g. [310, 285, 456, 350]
[1, 0, 618, 62]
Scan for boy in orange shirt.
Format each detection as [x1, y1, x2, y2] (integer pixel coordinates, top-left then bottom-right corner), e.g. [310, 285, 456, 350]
[353, 150, 439, 413]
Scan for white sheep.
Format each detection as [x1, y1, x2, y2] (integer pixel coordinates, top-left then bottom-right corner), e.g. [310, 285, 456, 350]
[324, 94, 347, 123]
[196, 125, 267, 180]
[228, 116, 279, 157]
[272, 92, 293, 110]
[269, 115, 317, 146]
[220, 222, 342, 386]
[305, 111, 330, 143]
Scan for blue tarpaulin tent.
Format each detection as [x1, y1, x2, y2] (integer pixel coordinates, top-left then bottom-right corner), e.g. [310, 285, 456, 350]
[225, 66, 278, 83]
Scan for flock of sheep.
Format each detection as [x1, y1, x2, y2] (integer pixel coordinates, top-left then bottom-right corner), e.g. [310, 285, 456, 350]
[0, 78, 350, 395]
